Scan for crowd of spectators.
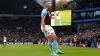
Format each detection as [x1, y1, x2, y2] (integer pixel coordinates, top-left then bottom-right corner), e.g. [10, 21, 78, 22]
[0, 28, 41, 44]
[39, 25, 100, 47]
[0, 17, 41, 44]
[0, 17, 99, 48]
[72, 0, 100, 20]
[73, 11, 100, 20]
[56, 22, 100, 47]
[75, 0, 100, 10]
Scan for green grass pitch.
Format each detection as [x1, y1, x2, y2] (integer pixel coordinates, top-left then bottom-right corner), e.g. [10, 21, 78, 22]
[0, 44, 100, 56]
[54, 10, 71, 26]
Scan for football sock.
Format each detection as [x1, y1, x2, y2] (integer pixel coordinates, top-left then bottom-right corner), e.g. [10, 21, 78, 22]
[53, 40, 59, 52]
[58, 20, 61, 25]
[48, 42, 54, 54]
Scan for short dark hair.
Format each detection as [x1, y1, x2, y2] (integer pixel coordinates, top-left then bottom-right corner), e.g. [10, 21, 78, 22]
[43, 1, 49, 6]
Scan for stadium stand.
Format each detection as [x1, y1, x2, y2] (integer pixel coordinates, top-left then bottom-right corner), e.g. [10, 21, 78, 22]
[0, 0, 99, 48]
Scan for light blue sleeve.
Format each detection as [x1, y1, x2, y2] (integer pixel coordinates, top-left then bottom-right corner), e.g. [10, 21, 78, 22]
[41, 9, 47, 18]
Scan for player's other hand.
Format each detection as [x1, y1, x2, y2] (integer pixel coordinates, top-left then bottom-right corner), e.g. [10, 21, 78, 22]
[43, 29, 47, 32]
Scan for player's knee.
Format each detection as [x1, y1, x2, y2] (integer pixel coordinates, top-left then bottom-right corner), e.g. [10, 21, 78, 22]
[47, 35, 52, 42]
[53, 37, 57, 40]
[51, 33, 57, 40]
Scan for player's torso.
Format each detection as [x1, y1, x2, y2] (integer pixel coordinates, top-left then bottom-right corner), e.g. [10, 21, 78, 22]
[3, 38, 7, 42]
[4, 37, 6, 40]
[45, 12, 51, 25]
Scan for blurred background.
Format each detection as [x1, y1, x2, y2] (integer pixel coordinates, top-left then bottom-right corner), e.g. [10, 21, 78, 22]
[0, 0, 100, 48]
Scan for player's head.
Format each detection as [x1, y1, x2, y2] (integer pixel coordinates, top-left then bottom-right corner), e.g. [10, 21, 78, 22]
[44, 1, 51, 10]
[56, 11, 59, 14]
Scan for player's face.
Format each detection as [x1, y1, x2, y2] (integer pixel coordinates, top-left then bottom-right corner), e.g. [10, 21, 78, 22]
[46, 2, 51, 10]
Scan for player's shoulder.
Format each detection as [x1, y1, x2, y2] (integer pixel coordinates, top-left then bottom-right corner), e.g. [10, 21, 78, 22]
[42, 9, 47, 13]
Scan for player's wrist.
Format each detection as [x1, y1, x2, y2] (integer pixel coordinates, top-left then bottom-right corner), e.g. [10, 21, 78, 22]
[44, 30, 47, 32]
[43, 29, 47, 32]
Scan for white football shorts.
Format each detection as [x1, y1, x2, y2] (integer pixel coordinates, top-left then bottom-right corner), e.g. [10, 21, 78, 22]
[56, 16, 60, 20]
[41, 25, 55, 37]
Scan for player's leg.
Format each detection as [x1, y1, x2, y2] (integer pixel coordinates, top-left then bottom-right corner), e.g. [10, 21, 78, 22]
[3, 42, 4, 47]
[46, 35, 54, 55]
[48, 26, 64, 54]
[41, 25, 58, 56]
[5, 42, 6, 46]
[58, 20, 61, 25]
[51, 33, 64, 54]
[57, 16, 61, 25]
[3, 42, 5, 48]
[47, 35, 59, 56]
